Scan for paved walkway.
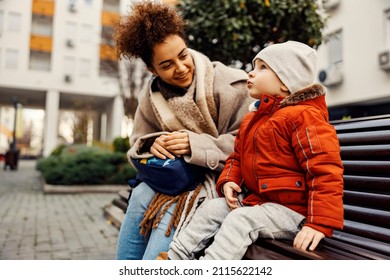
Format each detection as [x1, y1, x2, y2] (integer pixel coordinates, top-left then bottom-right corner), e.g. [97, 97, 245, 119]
[0, 160, 120, 260]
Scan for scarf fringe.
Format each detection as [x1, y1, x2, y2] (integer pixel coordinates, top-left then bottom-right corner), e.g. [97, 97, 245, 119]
[139, 184, 203, 237]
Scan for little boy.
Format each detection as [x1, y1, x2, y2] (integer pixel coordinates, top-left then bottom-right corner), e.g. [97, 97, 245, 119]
[167, 41, 344, 260]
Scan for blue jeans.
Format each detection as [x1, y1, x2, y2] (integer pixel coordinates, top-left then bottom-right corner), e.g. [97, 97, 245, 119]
[116, 182, 176, 260]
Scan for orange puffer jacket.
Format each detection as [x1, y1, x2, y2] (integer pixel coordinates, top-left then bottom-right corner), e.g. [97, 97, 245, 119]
[216, 84, 344, 237]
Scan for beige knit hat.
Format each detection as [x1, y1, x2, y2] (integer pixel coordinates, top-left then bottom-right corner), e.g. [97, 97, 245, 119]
[252, 41, 317, 94]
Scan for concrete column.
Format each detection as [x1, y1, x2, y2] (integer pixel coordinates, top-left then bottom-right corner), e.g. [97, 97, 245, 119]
[106, 95, 123, 143]
[43, 89, 60, 156]
[100, 113, 107, 143]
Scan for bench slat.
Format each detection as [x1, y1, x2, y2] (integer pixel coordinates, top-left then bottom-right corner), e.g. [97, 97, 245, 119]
[247, 238, 380, 260]
[320, 237, 390, 260]
[343, 160, 390, 176]
[344, 190, 390, 210]
[337, 130, 390, 145]
[331, 114, 390, 125]
[341, 144, 390, 159]
[342, 220, 390, 244]
[344, 175, 390, 193]
[332, 231, 390, 257]
[333, 118, 390, 132]
[344, 205, 390, 228]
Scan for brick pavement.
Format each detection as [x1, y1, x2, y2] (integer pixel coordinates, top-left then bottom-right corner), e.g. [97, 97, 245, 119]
[0, 160, 120, 260]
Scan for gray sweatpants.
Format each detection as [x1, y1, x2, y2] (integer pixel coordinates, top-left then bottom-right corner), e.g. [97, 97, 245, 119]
[168, 198, 305, 260]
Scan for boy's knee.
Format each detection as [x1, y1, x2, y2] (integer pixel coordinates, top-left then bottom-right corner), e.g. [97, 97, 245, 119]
[202, 197, 227, 210]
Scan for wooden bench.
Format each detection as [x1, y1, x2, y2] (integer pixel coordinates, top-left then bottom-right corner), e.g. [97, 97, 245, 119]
[104, 115, 390, 260]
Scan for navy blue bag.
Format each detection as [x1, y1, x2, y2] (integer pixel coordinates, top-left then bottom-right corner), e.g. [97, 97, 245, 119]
[128, 157, 206, 196]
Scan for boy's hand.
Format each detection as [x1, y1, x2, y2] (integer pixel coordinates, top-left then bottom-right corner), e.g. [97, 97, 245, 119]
[293, 226, 325, 251]
[222, 182, 242, 210]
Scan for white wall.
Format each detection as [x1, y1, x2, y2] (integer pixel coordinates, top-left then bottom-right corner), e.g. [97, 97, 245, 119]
[317, 0, 390, 107]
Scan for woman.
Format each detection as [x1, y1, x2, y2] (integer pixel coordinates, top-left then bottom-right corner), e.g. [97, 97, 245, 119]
[115, 1, 253, 260]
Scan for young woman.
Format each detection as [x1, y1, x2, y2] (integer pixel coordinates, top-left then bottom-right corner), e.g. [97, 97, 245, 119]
[115, 1, 253, 260]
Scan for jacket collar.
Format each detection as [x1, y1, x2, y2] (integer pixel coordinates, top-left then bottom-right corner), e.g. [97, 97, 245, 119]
[280, 84, 325, 107]
[249, 84, 326, 112]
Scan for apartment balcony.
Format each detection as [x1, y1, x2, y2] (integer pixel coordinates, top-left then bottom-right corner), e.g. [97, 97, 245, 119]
[30, 35, 52, 53]
[100, 44, 117, 61]
[32, 0, 54, 17]
[101, 11, 120, 27]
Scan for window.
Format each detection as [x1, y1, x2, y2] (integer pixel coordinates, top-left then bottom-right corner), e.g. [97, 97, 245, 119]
[328, 29, 343, 65]
[8, 12, 21, 32]
[0, 10, 4, 33]
[65, 21, 77, 40]
[29, 51, 51, 71]
[31, 14, 53, 37]
[79, 58, 91, 77]
[64, 56, 76, 75]
[5, 49, 18, 69]
[101, 26, 114, 46]
[102, 0, 119, 13]
[385, 9, 390, 48]
[80, 24, 93, 43]
[99, 59, 118, 77]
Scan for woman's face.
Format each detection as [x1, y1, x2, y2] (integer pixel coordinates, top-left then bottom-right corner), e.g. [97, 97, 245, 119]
[149, 35, 195, 89]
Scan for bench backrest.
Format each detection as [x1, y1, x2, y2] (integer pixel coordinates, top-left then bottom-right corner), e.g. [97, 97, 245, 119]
[329, 116, 390, 258]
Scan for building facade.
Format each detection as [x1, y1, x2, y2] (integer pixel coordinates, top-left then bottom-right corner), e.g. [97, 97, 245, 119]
[316, 0, 390, 119]
[0, 0, 128, 156]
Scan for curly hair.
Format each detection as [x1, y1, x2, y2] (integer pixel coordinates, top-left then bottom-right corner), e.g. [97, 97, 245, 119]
[114, 1, 186, 67]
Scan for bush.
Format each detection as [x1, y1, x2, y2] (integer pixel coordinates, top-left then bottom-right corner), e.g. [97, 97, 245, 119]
[37, 144, 136, 185]
[112, 137, 130, 153]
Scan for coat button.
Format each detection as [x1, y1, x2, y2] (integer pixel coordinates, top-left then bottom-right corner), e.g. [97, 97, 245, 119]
[264, 97, 269, 103]
[261, 183, 267, 189]
[296, 181, 302, 187]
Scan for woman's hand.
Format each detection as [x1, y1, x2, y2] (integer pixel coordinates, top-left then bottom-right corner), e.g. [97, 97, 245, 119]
[293, 226, 325, 251]
[223, 182, 242, 210]
[150, 131, 190, 159]
[150, 135, 175, 160]
[163, 131, 191, 157]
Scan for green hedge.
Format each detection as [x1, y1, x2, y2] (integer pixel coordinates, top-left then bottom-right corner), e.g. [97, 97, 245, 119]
[36, 144, 136, 185]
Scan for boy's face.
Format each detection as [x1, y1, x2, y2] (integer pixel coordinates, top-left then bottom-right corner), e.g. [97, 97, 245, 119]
[247, 59, 289, 99]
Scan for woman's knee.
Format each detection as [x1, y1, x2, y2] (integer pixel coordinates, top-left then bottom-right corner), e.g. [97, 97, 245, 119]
[128, 182, 156, 210]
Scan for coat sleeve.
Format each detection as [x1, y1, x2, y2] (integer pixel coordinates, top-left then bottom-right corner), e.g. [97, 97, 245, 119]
[215, 114, 250, 196]
[127, 85, 167, 161]
[184, 79, 253, 172]
[291, 108, 344, 237]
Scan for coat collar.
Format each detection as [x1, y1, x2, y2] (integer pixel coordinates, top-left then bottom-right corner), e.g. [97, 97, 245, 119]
[249, 84, 326, 112]
[280, 84, 326, 107]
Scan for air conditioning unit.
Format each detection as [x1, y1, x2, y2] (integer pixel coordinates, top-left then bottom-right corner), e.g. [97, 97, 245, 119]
[66, 39, 75, 48]
[64, 74, 72, 83]
[378, 50, 390, 71]
[318, 65, 343, 87]
[322, 0, 340, 11]
[69, 3, 77, 13]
